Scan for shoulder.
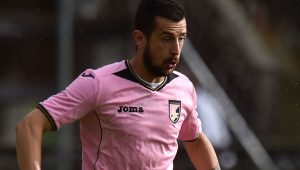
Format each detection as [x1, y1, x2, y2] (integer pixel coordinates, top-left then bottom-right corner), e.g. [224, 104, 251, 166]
[172, 70, 194, 87]
[167, 70, 196, 95]
[84, 60, 126, 79]
[73, 60, 126, 89]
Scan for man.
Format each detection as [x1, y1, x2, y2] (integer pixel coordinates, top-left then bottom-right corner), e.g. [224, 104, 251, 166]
[16, 0, 220, 169]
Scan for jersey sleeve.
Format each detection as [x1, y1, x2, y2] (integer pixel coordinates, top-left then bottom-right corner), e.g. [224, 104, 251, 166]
[38, 69, 99, 130]
[178, 87, 202, 141]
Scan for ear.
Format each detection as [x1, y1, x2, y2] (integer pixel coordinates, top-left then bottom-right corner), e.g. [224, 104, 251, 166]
[133, 30, 147, 48]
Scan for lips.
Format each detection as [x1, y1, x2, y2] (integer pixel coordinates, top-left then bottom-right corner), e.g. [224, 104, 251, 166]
[166, 59, 179, 69]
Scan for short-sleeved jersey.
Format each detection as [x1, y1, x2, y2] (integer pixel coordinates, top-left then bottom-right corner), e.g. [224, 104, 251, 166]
[38, 60, 202, 170]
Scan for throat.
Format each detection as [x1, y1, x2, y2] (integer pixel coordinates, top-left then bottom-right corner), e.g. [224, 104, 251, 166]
[136, 74, 166, 89]
[128, 59, 166, 83]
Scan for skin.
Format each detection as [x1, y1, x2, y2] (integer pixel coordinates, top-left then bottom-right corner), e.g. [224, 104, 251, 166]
[16, 16, 220, 170]
[183, 133, 221, 170]
[130, 17, 186, 83]
[16, 108, 51, 170]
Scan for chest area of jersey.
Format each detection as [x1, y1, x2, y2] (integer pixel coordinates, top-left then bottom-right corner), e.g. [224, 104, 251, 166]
[97, 90, 188, 138]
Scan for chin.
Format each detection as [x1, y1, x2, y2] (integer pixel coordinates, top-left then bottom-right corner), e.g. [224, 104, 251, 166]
[152, 68, 174, 77]
[164, 69, 174, 76]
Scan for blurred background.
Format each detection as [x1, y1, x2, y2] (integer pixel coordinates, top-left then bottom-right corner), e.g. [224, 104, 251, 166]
[0, 0, 299, 169]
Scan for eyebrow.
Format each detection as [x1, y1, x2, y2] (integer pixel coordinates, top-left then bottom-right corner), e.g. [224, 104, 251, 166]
[160, 31, 187, 37]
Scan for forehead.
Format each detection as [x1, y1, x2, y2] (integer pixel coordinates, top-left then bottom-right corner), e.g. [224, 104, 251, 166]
[153, 17, 187, 35]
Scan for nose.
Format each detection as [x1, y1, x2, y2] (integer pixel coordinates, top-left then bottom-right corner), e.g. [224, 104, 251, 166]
[171, 39, 181, 56]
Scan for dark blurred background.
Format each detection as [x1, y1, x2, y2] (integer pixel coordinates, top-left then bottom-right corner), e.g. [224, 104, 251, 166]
[0, 0, 299, 169]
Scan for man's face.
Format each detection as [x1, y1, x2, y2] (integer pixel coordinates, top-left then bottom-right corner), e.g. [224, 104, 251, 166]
[143, 17, 187, 77]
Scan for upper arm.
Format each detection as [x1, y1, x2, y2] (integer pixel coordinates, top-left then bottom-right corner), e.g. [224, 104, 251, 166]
[39, 69, 98, 129]
[15, 108, 53, 170]
[182, 132, 205, 151]
[17, 108, 53, 133]
[183, 133, 220, 170]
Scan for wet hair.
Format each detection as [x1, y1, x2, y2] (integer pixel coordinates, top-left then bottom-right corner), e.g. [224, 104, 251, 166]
[134, 0, 185, 38]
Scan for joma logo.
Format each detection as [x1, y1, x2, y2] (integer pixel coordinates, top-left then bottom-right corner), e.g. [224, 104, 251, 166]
[117, 106, 144, 113]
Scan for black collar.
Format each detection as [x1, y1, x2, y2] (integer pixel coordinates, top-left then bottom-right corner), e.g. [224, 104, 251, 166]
[113, 60, 179, 91]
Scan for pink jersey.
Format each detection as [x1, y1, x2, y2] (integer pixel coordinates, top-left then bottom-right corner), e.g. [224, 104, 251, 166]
[38, 60, 202, 170]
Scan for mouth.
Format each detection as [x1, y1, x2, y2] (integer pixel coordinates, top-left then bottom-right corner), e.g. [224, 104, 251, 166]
[165, 59, 179, 69]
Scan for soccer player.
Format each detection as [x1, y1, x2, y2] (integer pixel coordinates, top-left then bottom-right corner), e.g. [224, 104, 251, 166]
[16, 0, 220, 169]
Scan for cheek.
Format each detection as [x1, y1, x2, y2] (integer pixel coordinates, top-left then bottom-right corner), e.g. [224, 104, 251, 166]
[152, 49, 168, 63]
[152, 44, 170, 57]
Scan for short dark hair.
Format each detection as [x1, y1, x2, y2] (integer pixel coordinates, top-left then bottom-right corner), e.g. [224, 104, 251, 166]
[134, 0, 185, 38]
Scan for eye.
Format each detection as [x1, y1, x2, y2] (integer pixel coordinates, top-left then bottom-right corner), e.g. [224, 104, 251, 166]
[179, 36, 186, 42]
[162, 36, 172, 42]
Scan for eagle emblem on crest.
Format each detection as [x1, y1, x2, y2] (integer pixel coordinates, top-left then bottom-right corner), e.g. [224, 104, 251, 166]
[169, 100, 181, 123]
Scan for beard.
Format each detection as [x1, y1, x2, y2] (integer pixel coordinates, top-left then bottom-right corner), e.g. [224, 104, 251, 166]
[143, 44, 178, 77]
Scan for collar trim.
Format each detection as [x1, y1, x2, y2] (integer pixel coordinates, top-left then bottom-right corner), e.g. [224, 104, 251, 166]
[125, 60, 168, 91]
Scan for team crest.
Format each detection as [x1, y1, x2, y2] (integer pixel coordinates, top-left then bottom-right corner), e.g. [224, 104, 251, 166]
[169, 100, 181, 123]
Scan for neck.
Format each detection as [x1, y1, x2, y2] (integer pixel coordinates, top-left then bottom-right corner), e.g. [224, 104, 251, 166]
[129, 57, 165, 83]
